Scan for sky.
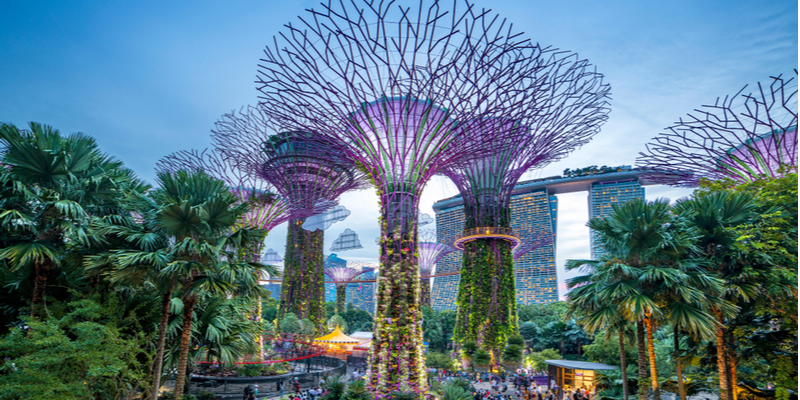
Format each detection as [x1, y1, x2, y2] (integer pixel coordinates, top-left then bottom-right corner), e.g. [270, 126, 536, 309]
[2, 0, 797, 300]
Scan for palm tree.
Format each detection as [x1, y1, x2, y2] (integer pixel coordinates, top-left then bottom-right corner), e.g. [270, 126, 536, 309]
[673, 192, 761, 400]
[587, 198, 697, 400]
[149, 170, 276, 400]
[0, 122, 126, 319]
[567, 261, 632, 400]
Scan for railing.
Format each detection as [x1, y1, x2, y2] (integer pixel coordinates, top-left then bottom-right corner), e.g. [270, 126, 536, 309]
[453, 227, 521, 250]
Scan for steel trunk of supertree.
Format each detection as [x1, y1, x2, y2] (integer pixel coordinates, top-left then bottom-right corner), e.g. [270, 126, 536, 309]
[441, 50, 611, 363]
[638, 73, 798, 186]
[324, 266, 369, 314]
[254, 1, 546, 395]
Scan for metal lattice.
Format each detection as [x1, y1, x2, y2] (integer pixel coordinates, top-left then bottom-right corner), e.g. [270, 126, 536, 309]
[637, 73, 798, 186]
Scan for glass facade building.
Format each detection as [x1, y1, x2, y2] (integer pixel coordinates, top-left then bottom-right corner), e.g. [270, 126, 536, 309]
[347, 267, 376, 314]
[588, 179, 644, 259]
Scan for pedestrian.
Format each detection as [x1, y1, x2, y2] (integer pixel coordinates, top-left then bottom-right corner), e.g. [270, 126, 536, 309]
[294, 378, 302, 394]
[277, 379, 285, 398]
[244, 384, 256, 400]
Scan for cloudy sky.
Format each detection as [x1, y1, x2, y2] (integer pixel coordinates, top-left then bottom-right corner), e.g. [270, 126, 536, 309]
[2, 0, 796, 299]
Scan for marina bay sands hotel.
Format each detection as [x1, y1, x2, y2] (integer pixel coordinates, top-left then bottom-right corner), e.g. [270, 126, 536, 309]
[430, 165, 657, 311]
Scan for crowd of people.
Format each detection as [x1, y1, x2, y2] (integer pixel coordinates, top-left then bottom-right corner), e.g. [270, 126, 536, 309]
[427, 368, 594, 400]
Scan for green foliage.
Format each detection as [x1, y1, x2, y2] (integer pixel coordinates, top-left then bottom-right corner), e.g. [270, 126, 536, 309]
[507, 334, 525, 347]
[343, 379, 372, 400]
[0, 296, 149, 400]
[472, 348, 491, 367]
[327, 314, 348, 333]
[525, 349, 560, 372]
[340, 308, 373, 334]
[440, 381, 472, 400]
[422, 306, 456, 352]
[279, 313, 302, 333]
[425, 351, 454, 370]
[582, 331, 637, 367]
[502, 344, 523, 363]
[195, 391, 216, 400]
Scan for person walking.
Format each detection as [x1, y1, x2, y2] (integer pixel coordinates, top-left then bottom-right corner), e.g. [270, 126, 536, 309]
[244, 385, 256, 400]
[277, 379, 284, 398]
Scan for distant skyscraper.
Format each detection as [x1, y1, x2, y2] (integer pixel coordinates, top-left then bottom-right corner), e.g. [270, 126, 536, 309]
[324, 254, 347, 302]
[264, 283, 282, 301]
[347, 267, 376, 314]
[588, 179, 645, 259]
[431, 185, 559, 310]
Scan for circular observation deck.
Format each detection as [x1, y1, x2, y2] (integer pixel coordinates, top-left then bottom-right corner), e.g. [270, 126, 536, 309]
[453, 227, 522, 250]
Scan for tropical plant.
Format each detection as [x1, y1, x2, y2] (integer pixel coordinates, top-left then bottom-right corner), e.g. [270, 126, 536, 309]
[525, 349, 560, 373]
[148, 170, 275, 399]
[585, 198, 699, 400]
[0, 122, 133, 320]
[327, 314, 348, 333]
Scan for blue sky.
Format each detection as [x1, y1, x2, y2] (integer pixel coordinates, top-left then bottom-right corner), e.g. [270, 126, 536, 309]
[2, 0, 797, 299]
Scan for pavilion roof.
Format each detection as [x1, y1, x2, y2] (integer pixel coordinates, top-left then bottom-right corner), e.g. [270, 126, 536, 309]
[313, 325, 360, 344]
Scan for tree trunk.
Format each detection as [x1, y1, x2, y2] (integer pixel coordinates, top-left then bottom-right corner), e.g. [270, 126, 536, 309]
[714, 309, 729, 400]
[30, 260, 52, 319]
[256, 298, 264, 360]
[149, 289, 173, 400]
[367, 195, 427, 396]
[673, 325, 685, 400]
[644, 316, 661, 400]
[618, 329, 629, 400]
[336, 284, 347, 314]
[727, 338, 738, 400]
[636, 321, 648, 400]
[174, 296, 197, 400]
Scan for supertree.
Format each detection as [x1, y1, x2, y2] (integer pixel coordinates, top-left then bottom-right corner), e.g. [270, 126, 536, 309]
[254, 1, 541, 394]
[440, 49, 610, 359]
[324, 266, 369, 314]
[637, 73, 797, 186]
[212, 106, 367, 333]
[155, 147, 292, 359]
[418, 230, 457, 307]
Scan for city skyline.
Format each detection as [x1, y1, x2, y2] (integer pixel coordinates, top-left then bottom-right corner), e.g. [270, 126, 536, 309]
[2, 0, 795, 299]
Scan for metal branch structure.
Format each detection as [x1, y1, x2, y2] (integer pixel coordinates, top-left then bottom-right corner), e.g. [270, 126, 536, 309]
[638, 73, 798, 186]
[330, 228, 364, 252]
[438, 47, 610, 358]
[418, 230, 457, 307]
[211, 106, 367, 334]
[254, 1, 545, 394]
[324, 266, 369, 314]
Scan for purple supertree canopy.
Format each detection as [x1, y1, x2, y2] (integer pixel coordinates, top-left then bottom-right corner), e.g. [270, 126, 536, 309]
[155, 148, 292, 232]
[418, 242, 457, 277]
[637, 73, 798, 187]
[324, 266, 368, 286]
[211, 106, 367, 216]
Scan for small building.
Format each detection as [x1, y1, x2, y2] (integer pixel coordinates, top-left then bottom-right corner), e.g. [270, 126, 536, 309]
[545, 360, 617, 396]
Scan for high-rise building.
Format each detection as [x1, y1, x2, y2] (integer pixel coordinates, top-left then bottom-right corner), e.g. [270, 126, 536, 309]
[347, 267, 376, 314]
[588, 179, 645, 259]
[431, 186, 559, 310]
[263, 283, 282, 301]
[324, 254, 347, 302]
[431, 166, 654, 310]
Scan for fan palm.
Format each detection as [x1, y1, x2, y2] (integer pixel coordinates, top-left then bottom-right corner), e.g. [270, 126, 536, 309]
[586, 198, 697, 400]
[567, 262, 632, 400]
[673, 192, 761, 400]
[0, 122, 129, 319]
[148, 170, 276, 400]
